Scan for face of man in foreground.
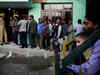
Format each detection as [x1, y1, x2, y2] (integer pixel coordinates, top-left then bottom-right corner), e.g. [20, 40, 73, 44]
[84, 18, 99, 32]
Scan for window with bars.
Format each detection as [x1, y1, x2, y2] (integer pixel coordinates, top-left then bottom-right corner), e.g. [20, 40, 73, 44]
[41, 3, 72, 19]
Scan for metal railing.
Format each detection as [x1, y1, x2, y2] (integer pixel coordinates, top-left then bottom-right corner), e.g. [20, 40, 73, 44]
[55, 38, 75, 75]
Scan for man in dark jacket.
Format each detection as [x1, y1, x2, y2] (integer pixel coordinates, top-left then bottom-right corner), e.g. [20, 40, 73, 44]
[28, 15, 37, 48]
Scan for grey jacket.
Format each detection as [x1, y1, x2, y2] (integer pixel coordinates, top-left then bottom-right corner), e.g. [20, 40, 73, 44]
[28, 19, 37, 34]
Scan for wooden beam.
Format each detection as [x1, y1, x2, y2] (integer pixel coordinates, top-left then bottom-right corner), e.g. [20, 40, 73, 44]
[32, 0, 46, 2]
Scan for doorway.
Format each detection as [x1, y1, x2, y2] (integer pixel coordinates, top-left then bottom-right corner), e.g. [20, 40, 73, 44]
[0, 8, 28, 42]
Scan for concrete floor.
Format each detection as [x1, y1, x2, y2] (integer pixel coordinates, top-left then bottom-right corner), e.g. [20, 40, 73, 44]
[0, 44, 55, 75]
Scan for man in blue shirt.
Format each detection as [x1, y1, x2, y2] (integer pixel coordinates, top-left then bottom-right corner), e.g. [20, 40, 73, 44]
[37, 18, 44, 48]
[74, 19, 83, 35]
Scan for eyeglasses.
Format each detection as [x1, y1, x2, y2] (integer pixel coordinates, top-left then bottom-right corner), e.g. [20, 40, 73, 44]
[83, 21, 89, 25]
[76, 40, 80, 43]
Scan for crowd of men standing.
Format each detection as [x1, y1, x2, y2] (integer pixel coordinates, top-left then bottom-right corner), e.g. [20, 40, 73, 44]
[0, 15, 72, 51]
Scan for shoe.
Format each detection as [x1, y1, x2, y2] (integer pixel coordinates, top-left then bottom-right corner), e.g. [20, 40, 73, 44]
[31, 46, 35, 49]
[0, 43, 4, 45]
[25, 46, 28, 48]
[20, 46, 24, 48]
[5, 42, 9, 44]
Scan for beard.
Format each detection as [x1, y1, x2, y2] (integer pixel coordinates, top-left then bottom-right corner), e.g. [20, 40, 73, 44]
[84, 27, 95, 34]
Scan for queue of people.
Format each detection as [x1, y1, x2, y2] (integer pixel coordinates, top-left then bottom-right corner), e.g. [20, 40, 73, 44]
[36, 16, 69, 50]
[0, 0, 100, 74]
[0, 15, 70, 51]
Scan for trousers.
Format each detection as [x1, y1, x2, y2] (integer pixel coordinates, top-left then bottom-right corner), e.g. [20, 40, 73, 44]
[0, 25, 7, 43]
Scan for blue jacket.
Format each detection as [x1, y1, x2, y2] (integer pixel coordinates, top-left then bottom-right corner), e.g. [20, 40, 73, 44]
[37, 23, 44, 35]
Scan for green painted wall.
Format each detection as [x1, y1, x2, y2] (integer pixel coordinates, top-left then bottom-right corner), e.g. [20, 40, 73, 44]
[73, 0, 86, 27]
[29, 0, 86, 27]
[29, 2, 41, 22]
